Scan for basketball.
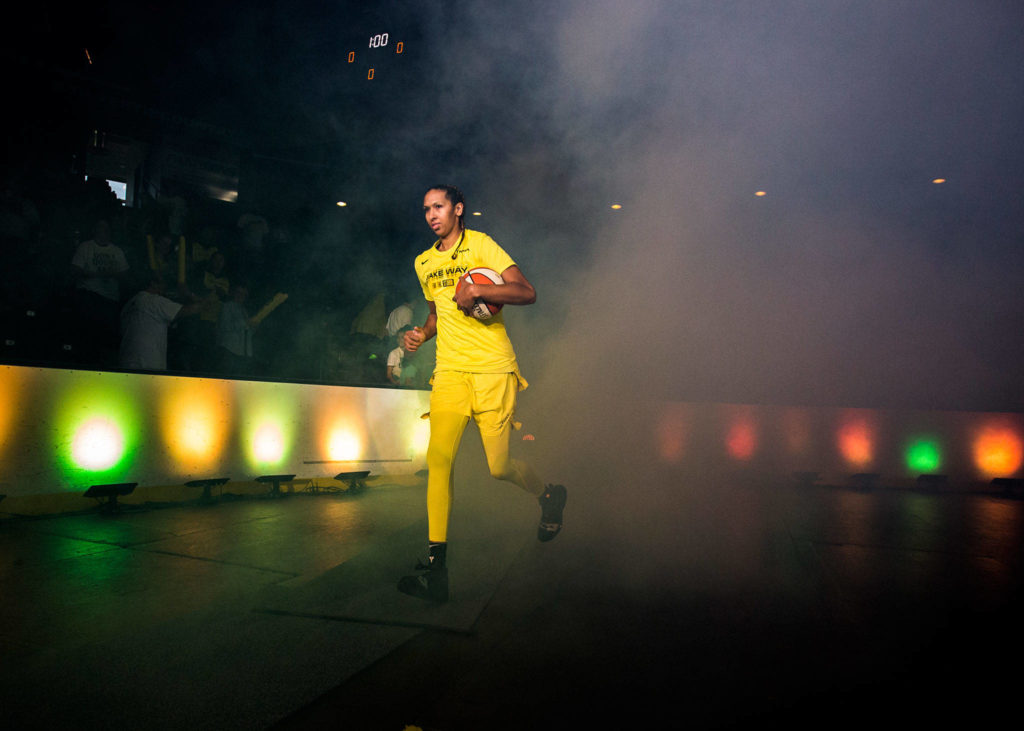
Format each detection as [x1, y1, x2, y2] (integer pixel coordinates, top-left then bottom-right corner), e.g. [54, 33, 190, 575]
[456, 267, 504, 320]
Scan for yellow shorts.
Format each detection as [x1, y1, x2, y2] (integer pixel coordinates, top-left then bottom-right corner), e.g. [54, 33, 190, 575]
[429, 370, 527, 436]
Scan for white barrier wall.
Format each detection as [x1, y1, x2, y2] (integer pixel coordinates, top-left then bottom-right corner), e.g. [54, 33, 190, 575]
[0, 366, 431, 512]
[644, 400, 1024, 484]
[2, 365, 1022, 514]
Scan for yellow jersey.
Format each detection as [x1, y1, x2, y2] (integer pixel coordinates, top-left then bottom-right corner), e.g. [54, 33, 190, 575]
[415, 229, 519, 374]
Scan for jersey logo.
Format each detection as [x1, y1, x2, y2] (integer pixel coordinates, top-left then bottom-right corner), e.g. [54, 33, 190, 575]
[424, 264, 468, 284]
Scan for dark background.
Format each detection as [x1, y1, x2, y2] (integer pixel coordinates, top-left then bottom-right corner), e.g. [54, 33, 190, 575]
[3, 0, 1022, 411]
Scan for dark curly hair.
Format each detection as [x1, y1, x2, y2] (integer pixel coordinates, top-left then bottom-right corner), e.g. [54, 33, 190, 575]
[425, 184, 466, 227]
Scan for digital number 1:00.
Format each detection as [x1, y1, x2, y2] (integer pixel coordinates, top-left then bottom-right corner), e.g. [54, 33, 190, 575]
[369, 33, 388, 48]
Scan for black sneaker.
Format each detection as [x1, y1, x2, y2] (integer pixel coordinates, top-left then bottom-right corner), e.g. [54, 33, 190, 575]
[538, 483, 567, 542]
[398, 543, 449, 603]
[397, 563, 449, 603]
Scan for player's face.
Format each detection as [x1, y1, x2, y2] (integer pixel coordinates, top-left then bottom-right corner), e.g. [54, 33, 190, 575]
[423, 189, 462, 240]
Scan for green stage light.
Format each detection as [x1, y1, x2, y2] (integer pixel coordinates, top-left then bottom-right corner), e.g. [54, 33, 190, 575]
[241, 390, 297, 471]
[72, 417, 125, 471]
[56, 377, 141, 480]
[252, 421, 287, 465]
[906, 437, 942, 473]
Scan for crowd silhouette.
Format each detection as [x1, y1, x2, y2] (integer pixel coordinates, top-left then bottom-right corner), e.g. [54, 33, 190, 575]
[0, 167, 430, 388]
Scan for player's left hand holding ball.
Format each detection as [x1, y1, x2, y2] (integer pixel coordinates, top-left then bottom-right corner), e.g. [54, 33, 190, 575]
[453, 282, 478, 316]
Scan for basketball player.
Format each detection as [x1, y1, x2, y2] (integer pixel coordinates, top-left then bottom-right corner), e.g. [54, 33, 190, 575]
[398, 185, 567, 603]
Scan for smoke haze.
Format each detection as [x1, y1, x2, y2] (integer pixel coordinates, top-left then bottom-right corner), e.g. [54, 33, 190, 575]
[11, 1, 1021, 411]
[398, 1, 1024, 419]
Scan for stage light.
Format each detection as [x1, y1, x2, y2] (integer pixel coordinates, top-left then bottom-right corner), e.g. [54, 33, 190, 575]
[472, 211, 482, 216]
[0, 366, 26, 461]
[256, 474, 296, 497]
[410, 415, 431, 456]
[327, 427, 362, 462]
[334, 470, 370, 493]
[72, 417, 126, 471]
[972, 424, 1023, 477]
[253, 422, 286, 465]
[755, 190, 767, 197]
[837, 413, 876, 467]
[905, 437, 942, 473]
[932, 178, 946, 184]
[56, 377, 140, 478]
[336, 201, 347, 207]
[160, 379, 231, 470]
[241, 386, 297, 470]
[185, 477, 229, 502]
[610, 204, 622, 209]
[314, 389, 368, 464]
[725, 411, 758, 461]
[83, 482, 136, 513]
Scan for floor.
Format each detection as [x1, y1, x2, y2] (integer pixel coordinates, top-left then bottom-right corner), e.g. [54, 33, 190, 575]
[2, 457, 1022, 730]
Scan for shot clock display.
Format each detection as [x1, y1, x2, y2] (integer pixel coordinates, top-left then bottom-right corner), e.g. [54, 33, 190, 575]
[348, 31, 405, 81]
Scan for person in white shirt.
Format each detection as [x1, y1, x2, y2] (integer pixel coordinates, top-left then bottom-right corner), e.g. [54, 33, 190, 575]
[386, 329, 407, 384]
[385, 298, 414, 338]
[72, 219, 130, 303]
[119, 272, 198, 371]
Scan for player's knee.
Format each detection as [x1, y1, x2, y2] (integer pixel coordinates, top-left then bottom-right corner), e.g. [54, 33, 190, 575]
[487, 457, 514, 481]
[426, 448, 454, 474]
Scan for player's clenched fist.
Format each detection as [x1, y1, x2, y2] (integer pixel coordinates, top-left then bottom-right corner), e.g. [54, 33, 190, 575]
[404, 326, 425, 352]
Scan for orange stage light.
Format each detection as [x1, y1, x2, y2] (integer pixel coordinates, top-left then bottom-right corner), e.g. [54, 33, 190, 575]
[0, 366, 27, 461]
[972, 424, 1023, 477]
[725, 411, 758, 461]
[837, 413, 876, 467]
[160, 379, 232, 470]
[313, 389, 368, 464]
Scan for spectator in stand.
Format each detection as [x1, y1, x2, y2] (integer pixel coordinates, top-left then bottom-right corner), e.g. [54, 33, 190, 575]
[158, 186, 189, 238]
[194, 251, 229, 370]
[217, 281, 256, 375]
[191, 225, 221, 268]
[71, 219, 131, 366]
[147, 232, 177, 282]
[119, 271, 199, 371]
[386, 327, 409, 385]
[385, 296, 414, 338]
